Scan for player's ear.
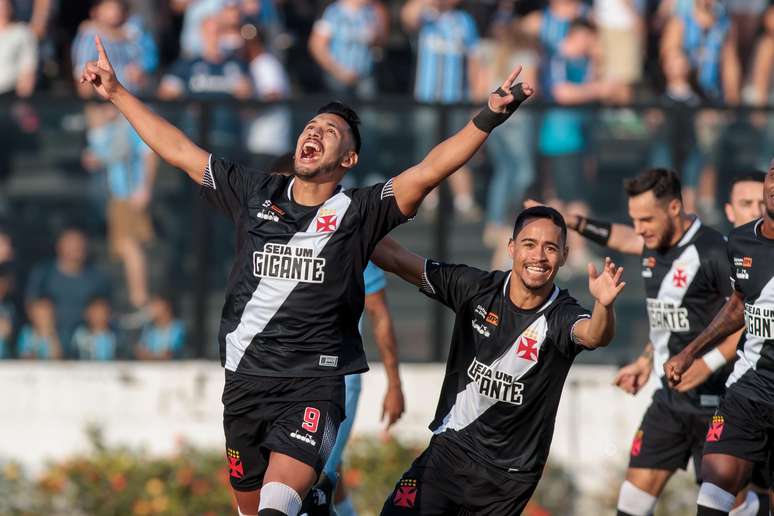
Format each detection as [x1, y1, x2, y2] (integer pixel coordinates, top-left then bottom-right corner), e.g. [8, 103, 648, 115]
[668, 198, 681, 217]
[507, 238, 515, 258]
[724, 203, 735, 226]
[560, 245, 569, 266]
[340, 150, 358, 170]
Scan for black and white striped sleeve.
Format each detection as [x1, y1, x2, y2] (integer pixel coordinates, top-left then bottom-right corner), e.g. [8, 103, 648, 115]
[199, 155, 265, 222]
[356, 178, 413, 254]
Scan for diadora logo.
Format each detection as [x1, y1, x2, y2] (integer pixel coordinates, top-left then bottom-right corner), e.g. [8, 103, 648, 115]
[316, 209, 337, 233]
[472, 320, 491, 338]
[474, 305, 487, 318]
[257, 200, 283, 222]
[289, 430, 317, 447]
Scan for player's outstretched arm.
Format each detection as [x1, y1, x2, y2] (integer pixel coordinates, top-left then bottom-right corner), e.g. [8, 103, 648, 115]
[573, 257, 626, 349]
[80, 36, 209, 184]
[371, 236, 424, 287]
[523, 199, 644, 255]
[391, 66, 534, 217]
[664, 290, 746, 388]
[363, 289, 405, 430]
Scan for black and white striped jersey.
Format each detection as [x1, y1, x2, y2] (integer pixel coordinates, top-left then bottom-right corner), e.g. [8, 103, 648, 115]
[200, 156, 409, 377]
[726, 219, 774, 406]
[420, 261, 591, 473]
[642, 218, 733, 412]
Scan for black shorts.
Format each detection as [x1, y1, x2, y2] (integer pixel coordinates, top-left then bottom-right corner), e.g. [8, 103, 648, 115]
[702, 388, 774, 489]
[628, 397, 713, 480]
[380, 434, 540, 516]
[222, 371, 345, 491]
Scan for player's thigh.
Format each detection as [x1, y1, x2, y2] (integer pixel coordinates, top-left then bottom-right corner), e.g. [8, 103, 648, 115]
[627, 399, 699, 481]
[380, 445, 459, 516]
[224, 409, 271, 493]
[263, 399, 345, 495]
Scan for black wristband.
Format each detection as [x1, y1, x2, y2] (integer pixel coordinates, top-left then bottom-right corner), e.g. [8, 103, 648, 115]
[577, 216, 612, 246]
[472, 83, 529, 133]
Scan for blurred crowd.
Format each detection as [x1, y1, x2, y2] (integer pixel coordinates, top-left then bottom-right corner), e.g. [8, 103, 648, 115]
[0, 0, 773, 359]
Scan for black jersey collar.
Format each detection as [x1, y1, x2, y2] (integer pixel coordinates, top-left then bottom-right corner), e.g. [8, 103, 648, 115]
[676, 216, 702, 247]
[286, 177, 342, 204]
[502, 272, 560, 314]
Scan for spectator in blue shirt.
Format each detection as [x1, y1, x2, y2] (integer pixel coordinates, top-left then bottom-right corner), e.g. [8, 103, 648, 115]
[522, 0, 591, 58]
[136, 294, 185, 360]
[158, 13, 252, 152]
[17, 298, 61, 360]
[25, 228, 110, 357]
[309, 0, 388, 98]
[72, 298, 117, 361]
[401, 0, 483, 220]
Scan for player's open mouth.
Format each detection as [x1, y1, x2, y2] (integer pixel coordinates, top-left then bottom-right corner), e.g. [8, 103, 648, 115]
[300, 140, 323, 162]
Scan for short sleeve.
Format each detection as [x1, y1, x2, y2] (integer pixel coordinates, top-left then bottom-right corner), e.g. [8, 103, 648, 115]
[18, 27, 38, 73]
[705, 237, 734, 298]
[352, 179, 412, 254]
[364, 261, 386, 295]
[420, 260, 492, 312]
[314, 5, 336, 36]
[727, 236, 743, 294]
[549, 299, 591, 358]
[199, 155, 266, 222]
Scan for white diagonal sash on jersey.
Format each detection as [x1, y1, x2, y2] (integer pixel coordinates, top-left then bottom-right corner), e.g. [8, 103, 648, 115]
[727, 273, 774, 386]
[649, 244, 701, 378]
[434, 287, 559, 435]
[224, 192, 352, 371]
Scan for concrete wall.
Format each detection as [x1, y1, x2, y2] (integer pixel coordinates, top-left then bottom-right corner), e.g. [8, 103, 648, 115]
[0, 361, 659, 495]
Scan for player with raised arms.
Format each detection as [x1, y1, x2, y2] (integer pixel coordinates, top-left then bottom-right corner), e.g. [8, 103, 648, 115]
[665, 159, 774, 516]
[372, 206, 625, 514]
[79, 35, 532, 516]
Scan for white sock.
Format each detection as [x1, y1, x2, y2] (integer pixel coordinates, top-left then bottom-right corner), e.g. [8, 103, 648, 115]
[617, 480, 657, 516]
[259, 482, 302, 516]
[698, 482, 737, 512]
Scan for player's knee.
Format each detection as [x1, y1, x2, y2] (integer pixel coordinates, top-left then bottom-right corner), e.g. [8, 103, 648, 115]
[616, 480, 657, 516]
[258, 482, 302, 516]
[698, 482, 737, 515]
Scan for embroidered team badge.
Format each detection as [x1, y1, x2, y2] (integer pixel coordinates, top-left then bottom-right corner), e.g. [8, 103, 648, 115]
[706, 416, 725, 442]
[630, 430, 643, 457]
[672, 268, 688, 288]
[316, 209, 337, 232]
[516, 327, 540, 362]
[392, 478, 418, 509]
[226, 448, 244, 479]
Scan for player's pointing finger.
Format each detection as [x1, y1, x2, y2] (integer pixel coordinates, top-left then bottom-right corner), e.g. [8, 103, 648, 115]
[94, 35, 112, 69]
[501, 65, 522, 90]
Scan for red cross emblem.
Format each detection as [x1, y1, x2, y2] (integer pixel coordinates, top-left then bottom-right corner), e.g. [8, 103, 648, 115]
[706, 417, 725, 442]
[316, 214, 337, 233]
[516, 335, 539, 362]
[393, 485, 417, 508]
[630, 431, 643, 457]
[672, 268, 687, 288]
[227, 455, 244, 479]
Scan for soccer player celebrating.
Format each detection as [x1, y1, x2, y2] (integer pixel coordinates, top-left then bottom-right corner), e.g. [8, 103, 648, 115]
[665, 160, 774, 516]
[79, 36, 532, 516]
[529, 168, 742, 516]
[372, 206, 625, 514]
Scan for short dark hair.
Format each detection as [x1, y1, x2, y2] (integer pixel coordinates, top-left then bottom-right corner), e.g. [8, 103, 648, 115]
[316, 102, 361, 153]
[728, 170, 765, 202]
[623, 168, 682, 203]
[512, 206, 567, 244]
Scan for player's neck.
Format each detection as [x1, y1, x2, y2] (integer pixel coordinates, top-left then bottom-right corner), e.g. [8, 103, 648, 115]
[668, 212, 695, 247]
[508, 278, 554, 311]
[291, 178, 339, 206]
[761, 214, 774, 239]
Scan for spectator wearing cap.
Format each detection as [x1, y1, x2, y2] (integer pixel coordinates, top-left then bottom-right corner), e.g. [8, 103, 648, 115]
[25, 228, 110, 358]
[309, 0, 388, 98]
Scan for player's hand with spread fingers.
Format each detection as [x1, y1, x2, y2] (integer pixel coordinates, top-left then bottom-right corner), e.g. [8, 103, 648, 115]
[664, 349, 695, 388]
[587, 257, 625, 307]
[80, 35, 121, 101]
